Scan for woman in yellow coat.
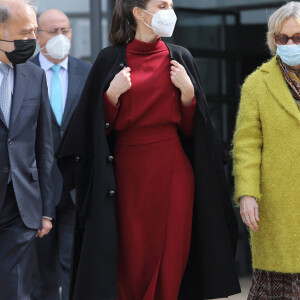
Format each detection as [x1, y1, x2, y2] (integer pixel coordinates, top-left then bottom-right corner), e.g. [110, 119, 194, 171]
[233, 1, 300, 298]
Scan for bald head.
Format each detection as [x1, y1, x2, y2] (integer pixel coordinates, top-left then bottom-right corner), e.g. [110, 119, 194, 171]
[36, 9, 72, 64]
[38, 9, 70, 29]
[0, 0, 35, 24]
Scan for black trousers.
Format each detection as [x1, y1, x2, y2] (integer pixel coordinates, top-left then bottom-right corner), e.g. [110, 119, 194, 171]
[31, 192, 75, 300]
[0, 183, 36, 300]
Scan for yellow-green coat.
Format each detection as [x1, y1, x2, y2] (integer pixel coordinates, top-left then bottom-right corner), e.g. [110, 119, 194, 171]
[233, 56, 300, 273]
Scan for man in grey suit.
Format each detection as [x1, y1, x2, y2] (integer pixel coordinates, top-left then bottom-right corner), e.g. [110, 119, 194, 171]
[31, 9, 91, 300]
[0, 0, 54, 299]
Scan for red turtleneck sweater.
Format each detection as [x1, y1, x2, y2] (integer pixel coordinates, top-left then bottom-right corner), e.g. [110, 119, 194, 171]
[104, 38, 196, 300]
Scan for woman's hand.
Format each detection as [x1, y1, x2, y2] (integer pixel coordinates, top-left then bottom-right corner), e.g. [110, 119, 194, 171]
[170, 60, 195, 106]
[240, 196, 260, 232]
[106, 67, 132, 106]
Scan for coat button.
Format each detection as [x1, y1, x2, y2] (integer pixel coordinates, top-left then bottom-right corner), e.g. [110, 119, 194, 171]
[75, 156, 80, 162]
[119, 63, 125, 70]
[108, 190, 115, 198]
[60, 130, 64, 136]
[3, 167, 8, 173]
[107, 155, 114, 163]
[105, 122, 110, 129]
[8, 139, 12, 145]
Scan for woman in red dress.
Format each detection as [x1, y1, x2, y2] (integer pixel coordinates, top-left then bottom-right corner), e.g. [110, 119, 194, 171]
[57, 0, 240, 298]
[105, 0, 196, 299]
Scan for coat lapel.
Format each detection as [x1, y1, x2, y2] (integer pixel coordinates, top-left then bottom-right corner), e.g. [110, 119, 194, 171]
[262, 57, 300, 123]
[0, 107, 7, 128]
[61, 58, 81, 128]
[10, 64, 26, 127]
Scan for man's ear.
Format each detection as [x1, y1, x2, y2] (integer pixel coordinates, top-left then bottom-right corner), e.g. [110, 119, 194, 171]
[0, 24, 5, 40]
[36, 31, 40, 45]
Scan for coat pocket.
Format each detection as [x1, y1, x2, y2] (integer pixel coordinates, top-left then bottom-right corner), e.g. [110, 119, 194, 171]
[22, 99, 40, 107]
[29, 167, 39, 181]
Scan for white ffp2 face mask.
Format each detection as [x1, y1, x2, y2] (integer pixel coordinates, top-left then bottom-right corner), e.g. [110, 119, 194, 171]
[42, 34, 71, 60]
[142, 9, 177, 38]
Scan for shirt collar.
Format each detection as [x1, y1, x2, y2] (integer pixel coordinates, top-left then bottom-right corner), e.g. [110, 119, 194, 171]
[0, 61, 14, 69]
[39, 52, 69, 71]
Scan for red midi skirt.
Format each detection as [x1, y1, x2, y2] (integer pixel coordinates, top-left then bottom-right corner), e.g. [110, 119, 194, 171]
[114, 125, 195, 300]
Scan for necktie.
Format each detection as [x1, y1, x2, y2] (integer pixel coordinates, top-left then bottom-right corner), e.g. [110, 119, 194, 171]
[50, 65, 63, 125]
[0, 63, 11, 127]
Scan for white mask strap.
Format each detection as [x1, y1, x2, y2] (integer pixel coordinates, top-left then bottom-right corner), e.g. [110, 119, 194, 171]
[40, 45, 50, 56]
[142, 20, 154, 30]
[141, 9, 154, 30]
[142, 9, 154, 16]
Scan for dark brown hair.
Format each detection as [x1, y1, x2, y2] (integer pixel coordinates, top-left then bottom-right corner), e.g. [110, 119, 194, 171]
[109, 0, 150, 45]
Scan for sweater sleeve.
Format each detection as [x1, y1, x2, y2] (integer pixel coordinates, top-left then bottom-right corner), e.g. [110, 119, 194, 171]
[103, 92, 120, 134]
[179, 96, 196, 137]
[232, 79, 263, 204]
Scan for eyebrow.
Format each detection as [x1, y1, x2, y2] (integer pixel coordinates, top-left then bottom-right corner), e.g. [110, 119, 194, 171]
[157, 1, 173, 5]
[20, 28, 34, 33]
[279, 31, 300, 35]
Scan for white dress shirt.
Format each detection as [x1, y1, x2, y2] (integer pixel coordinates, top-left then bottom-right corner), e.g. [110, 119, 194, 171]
[0, 61, 14, 94]
[39, 52, 69, 113]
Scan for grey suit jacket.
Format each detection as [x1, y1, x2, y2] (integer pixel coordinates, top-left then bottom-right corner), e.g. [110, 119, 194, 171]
[0, 61, 55, 229]
[31, 54, 91, 206]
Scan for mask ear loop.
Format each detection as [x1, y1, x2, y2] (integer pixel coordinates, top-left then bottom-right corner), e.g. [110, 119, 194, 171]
[0, 39, 15, 55]
[141, 9, 155, 30]
[40, 45, 51, 57]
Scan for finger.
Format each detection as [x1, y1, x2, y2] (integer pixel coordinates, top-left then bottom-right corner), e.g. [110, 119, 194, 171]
[243, 216, 254, 230]
[248, 208, 258, 231]
[124, 67, 131, 74]
[171, 60, 180, 66]
[254, 205, 260, 222]
[39, 229, 48, 238]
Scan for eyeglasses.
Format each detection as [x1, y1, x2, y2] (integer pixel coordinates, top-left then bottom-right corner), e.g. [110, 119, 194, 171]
[38, 28, 71, 36]
[274, 34, 300, 45]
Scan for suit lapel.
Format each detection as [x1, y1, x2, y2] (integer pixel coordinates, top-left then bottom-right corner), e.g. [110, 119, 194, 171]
[263, 57, 300, 123]
[61, 57, 81, 128]
[10, 64, 26, 127]
[0, 108, 7, 128]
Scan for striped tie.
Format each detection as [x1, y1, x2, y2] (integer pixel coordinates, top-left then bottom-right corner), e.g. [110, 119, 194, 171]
[0, 63, 11, 127]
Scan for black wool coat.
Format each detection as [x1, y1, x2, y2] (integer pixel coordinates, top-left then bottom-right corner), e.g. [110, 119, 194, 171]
[57, 42, 241, 300]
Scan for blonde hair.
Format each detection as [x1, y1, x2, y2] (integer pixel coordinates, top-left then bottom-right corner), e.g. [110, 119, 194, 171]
[267, 1, 300, 55]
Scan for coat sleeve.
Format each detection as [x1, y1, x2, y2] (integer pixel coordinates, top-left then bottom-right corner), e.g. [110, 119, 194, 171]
[36, 71, 55, 218]
[232, 77, 263, 204]
[103, 92, 120, 135]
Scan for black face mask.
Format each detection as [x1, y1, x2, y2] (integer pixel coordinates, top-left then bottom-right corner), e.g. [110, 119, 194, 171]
[0, 39, 36, 64]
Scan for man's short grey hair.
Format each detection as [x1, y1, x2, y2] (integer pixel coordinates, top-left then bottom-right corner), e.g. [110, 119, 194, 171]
[0, 0, 37, 24]
[267, 1, 300, 55]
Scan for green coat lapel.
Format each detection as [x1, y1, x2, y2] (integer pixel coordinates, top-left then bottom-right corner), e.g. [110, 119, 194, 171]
[262, 56, 300, 123]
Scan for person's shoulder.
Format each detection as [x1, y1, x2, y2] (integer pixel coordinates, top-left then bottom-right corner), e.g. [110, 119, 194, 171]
[94, 44, 126, 64]
[23, 60, 44, 74]
[29, 53, 40, 66]
[68, 55, 92, 70]
[243, 57, 276, 87]
[165, 42, 193, 59]
[92, 44, 126, 71]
